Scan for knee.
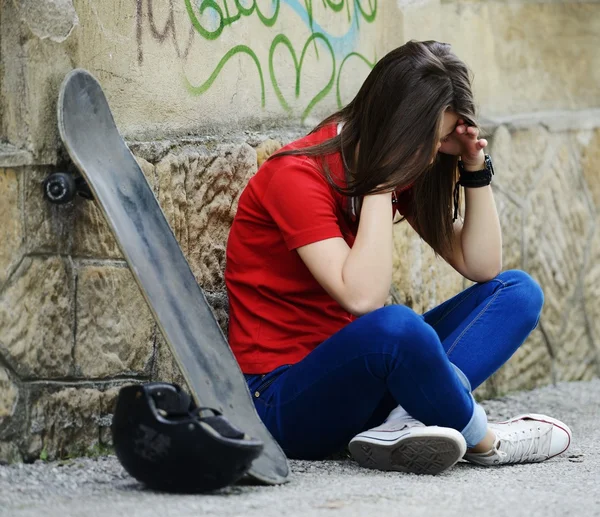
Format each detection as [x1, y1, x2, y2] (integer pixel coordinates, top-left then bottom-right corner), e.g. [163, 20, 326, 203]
[496, 269, 544, 326]
[365, 305, 441, 359]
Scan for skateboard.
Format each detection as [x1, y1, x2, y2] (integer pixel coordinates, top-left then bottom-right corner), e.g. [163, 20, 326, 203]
[57, 69, 289, 485]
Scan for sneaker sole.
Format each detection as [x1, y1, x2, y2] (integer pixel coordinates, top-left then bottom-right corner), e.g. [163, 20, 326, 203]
[348, 432, 466, 476]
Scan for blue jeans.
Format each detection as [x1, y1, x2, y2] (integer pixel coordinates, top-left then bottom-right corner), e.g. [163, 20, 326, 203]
[245, 270, 544, 459]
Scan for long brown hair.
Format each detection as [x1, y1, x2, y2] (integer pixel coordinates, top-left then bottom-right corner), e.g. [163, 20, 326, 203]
[269, 40, 477, 257]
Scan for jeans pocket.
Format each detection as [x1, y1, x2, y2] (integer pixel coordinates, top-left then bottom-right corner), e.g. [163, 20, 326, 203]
[252, 365, 290, 400]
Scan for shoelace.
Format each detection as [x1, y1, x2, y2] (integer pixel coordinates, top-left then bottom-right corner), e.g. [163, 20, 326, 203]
[379, 414, 425, 432]
[493, 423, 552, 463]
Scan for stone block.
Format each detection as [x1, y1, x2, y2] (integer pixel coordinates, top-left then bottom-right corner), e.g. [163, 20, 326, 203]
[155, 143, 257, 291]
[581, 128, 600, 209]
[155, 152, 190, 256]
[9, 5, 74, 163]
[1, 0, 70, 162]
[23, 167, 73, 254]
[100, 387, 120, 430]
[0, 367, 19, 426]
[488, 125, 551, 202]
[17, 0, 79, 43]
[136, 155, 158, 190]
[391, 221, 464, 314]
[524, 138, 592, 352]
[204, 289, 230, 337]
[494, 187, 523, 272]
[584, 227, 600, 365]
[27, 387, 117, 461]
[71, 200, 122, 259]
[0, 256, 73, 378]
[0, 441, 22, 464]
[0, 169, 23, 287]
[74, 265, 154, 378]
[553, 300, 598, 383]
[256, 139, 282, 168]
[97, 386, 120, 449]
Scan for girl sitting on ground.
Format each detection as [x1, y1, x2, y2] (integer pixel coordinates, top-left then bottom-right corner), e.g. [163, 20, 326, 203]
[225, 40, 572, 475]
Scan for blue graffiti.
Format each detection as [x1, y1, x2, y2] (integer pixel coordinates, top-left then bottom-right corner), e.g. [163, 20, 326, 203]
[282, 0, 360, 56]
[197, 0, 375, 56]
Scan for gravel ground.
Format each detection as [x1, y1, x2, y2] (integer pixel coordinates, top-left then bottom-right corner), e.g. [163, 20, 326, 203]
[1, 380, 598, 517]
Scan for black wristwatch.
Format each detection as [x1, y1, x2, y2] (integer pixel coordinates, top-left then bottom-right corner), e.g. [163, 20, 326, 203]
[453, 155, 495, 221]
[457, 154, 495, 188]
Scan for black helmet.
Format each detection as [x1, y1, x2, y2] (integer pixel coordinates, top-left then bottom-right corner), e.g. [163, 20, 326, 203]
[111, 382, 263, 492]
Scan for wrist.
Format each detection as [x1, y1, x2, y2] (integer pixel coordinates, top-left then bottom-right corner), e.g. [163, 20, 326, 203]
[461, 155, 486, 172]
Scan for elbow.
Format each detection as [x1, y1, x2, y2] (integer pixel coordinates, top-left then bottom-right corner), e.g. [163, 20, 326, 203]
[471, 271, 500, 284]
[486, 256, 504, 281]
[469, 261, 503, 283]
[345, 296, 387, 317]
[463, 249, 503, 283]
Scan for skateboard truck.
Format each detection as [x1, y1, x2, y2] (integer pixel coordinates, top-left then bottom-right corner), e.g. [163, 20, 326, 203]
[43, 171, 93, 204]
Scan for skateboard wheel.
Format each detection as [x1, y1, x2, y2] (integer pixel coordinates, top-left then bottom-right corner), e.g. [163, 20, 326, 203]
[43, 172, 93, 203]
[43, 172, 76, 204]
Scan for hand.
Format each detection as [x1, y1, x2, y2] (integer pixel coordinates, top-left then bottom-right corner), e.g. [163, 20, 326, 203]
[439, 119, 488, 170]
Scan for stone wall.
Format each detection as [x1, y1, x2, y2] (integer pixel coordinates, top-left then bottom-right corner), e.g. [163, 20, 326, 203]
[1, 0, 599, 462]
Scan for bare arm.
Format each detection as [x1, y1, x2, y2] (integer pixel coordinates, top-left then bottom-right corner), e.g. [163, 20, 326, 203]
[296, 192, 393, 316]
[447, 184, 502, 282]
[431, 121, 503, 282]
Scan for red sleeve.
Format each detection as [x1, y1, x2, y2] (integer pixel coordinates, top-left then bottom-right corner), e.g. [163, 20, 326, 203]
[394, 187, 413, 217]
[262, 159, 343, 250]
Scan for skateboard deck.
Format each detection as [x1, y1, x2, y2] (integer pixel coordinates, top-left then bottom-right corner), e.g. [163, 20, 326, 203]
[57, 69, 289, 485]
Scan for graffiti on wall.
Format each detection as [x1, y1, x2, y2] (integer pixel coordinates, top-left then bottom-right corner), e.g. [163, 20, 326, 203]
[136, 0, 378, 120]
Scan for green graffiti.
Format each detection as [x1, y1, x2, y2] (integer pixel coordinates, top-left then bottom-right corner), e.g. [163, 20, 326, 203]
[325, 0, 345, 13]
[355, 0, 377, 24]
[301, 0, 376, 56]
[302, 0, 376, 32]
[141, 0, 379, 118]
[185, 44, 266, 107]
[184, 0, 377, 48]
[184, 0, 222, 40]
[269, 33, 336, 122]
[235, 0, 280, 26]
[336, 51, 376, 108]
[184, 0, 280, 40]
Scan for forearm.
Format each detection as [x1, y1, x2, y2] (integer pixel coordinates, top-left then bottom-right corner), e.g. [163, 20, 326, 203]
[460, 185, 503, 280]
[342, 192, 394, 313]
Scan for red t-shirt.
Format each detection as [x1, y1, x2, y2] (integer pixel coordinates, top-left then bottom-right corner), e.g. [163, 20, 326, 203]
[225, 124, 412, 374]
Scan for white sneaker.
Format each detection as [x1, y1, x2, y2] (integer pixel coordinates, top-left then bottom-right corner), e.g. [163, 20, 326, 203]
[464, 413, 572, 466]
[348, 412, 467, 475]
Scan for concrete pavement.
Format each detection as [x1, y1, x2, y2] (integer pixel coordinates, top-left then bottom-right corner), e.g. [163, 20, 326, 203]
[1, 379, 598, 517]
